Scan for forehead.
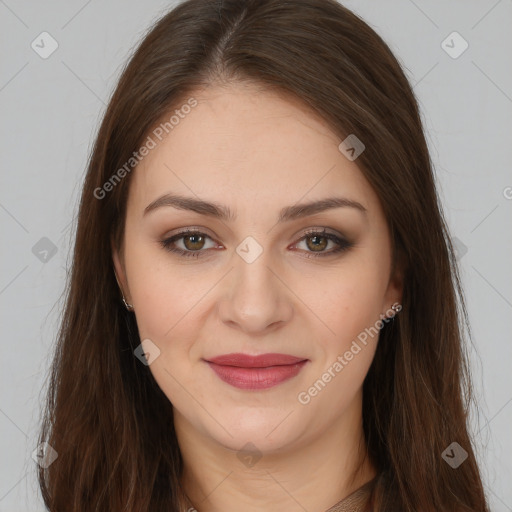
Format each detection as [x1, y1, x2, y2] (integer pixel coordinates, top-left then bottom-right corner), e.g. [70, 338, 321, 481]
[127, 82, 380, 218]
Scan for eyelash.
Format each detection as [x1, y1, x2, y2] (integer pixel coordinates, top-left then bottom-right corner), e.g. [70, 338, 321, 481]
[159, 228, 353, 259]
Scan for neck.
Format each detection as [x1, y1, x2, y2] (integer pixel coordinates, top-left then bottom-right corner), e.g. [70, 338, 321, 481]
[174, 394, 377, 512]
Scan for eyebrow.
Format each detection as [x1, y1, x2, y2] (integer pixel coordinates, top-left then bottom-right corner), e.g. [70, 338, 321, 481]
[143, 193, 367, 222]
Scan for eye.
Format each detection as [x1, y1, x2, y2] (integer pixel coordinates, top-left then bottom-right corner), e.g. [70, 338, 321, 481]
[160, 227, 353, 259]
[292, 228, 353, 258]
[160, 228, 220, 258]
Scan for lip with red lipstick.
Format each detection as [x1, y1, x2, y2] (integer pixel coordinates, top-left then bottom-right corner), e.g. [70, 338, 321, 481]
[204, 353, 309, 390]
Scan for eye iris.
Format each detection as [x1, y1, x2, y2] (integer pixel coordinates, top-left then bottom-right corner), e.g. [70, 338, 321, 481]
[306, 235, 328, 252]
[184, 233, 205, 251]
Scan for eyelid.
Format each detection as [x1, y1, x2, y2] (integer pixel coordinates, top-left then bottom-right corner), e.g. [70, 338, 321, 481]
[298, 227, 341, 239]
[163, 226, 222, 245]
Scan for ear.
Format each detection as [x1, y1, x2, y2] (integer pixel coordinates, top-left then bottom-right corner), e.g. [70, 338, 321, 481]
[111, 238, 130, 300]
[383, 251, 404, 314]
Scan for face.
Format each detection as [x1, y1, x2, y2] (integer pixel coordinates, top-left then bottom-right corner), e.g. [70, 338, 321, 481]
[113, 82, 402, 454]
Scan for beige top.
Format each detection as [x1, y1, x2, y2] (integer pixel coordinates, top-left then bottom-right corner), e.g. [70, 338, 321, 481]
[181, 476, 376, 512]
[324, 476, 376, 512]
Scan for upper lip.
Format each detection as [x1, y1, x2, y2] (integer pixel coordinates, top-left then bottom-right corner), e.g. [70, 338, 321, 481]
[205, 353, 307, 368]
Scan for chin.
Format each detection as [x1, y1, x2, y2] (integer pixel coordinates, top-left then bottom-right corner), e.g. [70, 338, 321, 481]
[203, 407, 306, 454]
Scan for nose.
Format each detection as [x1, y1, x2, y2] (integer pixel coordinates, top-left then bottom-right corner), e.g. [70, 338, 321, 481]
[217, 249, 294, 335]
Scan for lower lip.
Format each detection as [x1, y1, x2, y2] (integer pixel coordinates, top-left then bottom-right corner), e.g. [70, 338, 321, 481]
[206, 360, 308, 390]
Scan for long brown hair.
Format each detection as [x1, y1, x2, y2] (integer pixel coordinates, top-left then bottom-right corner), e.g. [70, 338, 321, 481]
[37, 0, 489, 510]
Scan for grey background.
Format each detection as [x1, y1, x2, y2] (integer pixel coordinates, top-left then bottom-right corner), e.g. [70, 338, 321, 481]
[1, 0, 511, 510]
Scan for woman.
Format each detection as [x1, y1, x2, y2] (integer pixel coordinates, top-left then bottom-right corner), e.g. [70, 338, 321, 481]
[37, 0, 490, 510]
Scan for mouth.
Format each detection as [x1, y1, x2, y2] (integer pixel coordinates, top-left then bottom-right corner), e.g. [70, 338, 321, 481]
[204, 353, 309, 390]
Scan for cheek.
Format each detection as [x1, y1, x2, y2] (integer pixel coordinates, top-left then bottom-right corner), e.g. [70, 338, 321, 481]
[299, 258, 387, 349]
[295, 268, 384, 416]
[123, 241, 208, 339]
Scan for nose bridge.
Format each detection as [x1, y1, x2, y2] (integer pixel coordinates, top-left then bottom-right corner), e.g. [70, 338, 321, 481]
[219, 237, 292, 333]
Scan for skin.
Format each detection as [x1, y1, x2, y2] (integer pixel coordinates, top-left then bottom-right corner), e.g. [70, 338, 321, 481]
[113, 81, 403, 512]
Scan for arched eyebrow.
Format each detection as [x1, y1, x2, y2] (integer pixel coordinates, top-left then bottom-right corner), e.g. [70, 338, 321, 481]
[143, 193, 367, 222]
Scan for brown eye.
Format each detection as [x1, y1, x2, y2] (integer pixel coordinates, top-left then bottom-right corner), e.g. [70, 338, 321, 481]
[305, 234, 329, 252]
[293, 229, 353, 258]
[182, 233, 206, 251]
[160, 230, 218, 258]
